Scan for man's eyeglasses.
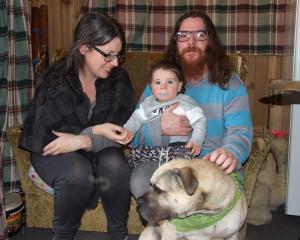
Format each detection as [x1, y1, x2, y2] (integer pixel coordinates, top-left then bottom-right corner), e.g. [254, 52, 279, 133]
[176, 30, 208, 42]
[92, 45, 121, 62]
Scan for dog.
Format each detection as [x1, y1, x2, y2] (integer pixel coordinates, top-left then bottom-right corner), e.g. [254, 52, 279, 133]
[136, 159, 247, 240]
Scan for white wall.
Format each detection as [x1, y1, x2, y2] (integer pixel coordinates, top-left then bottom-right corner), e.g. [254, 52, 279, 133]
[286, 0, 300, 216]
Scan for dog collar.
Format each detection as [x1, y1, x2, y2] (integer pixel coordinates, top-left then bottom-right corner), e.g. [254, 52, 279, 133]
[169, 173, 243, 232]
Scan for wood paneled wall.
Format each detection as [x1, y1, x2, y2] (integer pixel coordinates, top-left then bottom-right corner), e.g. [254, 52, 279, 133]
[244, 55, 292, 133]
[30, 0, 292, 132]
[31, 0, 81, 62]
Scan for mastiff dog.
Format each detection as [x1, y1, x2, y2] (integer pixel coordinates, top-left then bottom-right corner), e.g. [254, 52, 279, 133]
[137, 159, 247, 240]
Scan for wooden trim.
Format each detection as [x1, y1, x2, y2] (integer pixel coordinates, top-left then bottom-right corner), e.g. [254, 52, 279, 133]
[269, 80, 300, 92]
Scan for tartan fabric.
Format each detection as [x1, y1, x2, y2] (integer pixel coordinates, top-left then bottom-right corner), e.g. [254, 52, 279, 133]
[0, 0, 34, 200]
[82, 0, 294, 55]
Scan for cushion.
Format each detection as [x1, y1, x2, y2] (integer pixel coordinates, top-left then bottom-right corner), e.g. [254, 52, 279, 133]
[28, 165, 54, 195]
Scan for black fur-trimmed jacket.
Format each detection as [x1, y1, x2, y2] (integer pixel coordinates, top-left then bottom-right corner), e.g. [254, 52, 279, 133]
[19, 64, 135, 153]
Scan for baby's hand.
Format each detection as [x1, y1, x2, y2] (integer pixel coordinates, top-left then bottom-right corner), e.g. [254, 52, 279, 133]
[185, 142, 201, 156]
[123, 129, 134, 144]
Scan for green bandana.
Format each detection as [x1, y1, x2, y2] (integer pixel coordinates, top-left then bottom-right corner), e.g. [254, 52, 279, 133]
[169, 173, 243, 232]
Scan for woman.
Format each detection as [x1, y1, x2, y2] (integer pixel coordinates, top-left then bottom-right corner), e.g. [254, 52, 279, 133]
[19, 13, 135, 240]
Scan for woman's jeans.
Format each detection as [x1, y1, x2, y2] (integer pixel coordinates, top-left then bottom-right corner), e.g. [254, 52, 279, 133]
[30, 147, 131, 240]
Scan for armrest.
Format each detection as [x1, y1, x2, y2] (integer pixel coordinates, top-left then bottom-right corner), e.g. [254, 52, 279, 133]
[242, 137, 271, 206]
[6, 126, 32, 194]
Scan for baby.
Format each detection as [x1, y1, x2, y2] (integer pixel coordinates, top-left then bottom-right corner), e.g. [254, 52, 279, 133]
[122, 60, 207, 168]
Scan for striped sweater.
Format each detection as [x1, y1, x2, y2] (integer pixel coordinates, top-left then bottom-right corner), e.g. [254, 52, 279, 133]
[132, 73, 253, 167]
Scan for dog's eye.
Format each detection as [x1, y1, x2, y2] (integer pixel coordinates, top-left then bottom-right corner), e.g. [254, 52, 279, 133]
[152, 184, 164, 194]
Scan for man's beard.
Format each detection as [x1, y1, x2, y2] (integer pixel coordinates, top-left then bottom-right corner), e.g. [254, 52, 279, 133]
[180, 47, 207, 81]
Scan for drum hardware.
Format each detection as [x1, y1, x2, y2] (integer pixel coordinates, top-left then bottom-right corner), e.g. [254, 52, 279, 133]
[4, 192, 26, 236]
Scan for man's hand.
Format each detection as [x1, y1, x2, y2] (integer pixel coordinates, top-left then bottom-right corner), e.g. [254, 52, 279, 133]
[43, 131, 91, 156]
[203, 147, 238, 174]
[161, 103, 192, 136]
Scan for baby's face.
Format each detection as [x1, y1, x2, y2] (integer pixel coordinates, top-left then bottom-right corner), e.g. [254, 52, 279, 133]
[150, 69, 183, 102]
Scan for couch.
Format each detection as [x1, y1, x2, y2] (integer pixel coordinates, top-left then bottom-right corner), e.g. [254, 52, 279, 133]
[6, 52, 271, 237]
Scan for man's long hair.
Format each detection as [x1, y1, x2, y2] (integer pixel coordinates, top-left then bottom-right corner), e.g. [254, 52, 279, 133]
[165, 12, 234, 88]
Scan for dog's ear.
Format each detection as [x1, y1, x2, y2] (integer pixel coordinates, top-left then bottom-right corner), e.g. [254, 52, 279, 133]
[176, 167, 199, 195]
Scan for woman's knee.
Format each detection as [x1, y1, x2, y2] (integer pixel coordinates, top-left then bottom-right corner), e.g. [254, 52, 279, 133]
[98, 147, 129, 173]
[96, 147, 131, 195]
[30, 152, 92, 188]
[64, 163, 93, 189]
[50, 153, 95, 194]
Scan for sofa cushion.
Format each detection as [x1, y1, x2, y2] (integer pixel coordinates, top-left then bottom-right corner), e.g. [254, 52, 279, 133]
[28, 166, 54, 195]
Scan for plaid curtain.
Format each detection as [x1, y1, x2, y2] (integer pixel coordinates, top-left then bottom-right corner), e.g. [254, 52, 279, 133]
[81, 0, 294, 55]
[0, 0, 34, 235]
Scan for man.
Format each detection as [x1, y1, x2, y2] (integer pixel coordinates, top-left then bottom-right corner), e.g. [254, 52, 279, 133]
[130, 12, 253, 198]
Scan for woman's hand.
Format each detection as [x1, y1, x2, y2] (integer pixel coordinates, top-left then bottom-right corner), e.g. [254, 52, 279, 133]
[161, 103, 192, 136]
[43, 131, 91, 156]
[203, 147, 238, 174]
[92, 123, 130, 144]
[185, 142, 201, 156]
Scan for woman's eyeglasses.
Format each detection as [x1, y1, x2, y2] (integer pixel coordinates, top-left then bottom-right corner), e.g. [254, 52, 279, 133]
[176, 30, 208, 42]
[92, 45, 121, 62]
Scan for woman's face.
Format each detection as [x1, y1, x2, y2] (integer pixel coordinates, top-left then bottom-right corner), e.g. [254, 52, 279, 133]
[80, 37, 122, 80]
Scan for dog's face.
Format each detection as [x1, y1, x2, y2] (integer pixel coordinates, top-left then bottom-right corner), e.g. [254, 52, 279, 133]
[137, 159, 247, 240]
[137, 159, 212, 224]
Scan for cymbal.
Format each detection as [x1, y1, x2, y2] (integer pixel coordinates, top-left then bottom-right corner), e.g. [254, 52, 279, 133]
[259, 92, 300, 105]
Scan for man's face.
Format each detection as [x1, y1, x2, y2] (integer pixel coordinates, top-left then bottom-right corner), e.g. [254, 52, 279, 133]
[177, 17, 208, 63]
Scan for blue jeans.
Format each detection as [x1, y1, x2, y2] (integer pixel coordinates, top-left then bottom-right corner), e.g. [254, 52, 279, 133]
[31, 147, 131, 240]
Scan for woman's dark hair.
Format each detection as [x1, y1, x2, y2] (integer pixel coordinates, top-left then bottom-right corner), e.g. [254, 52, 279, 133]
[149, 60, 186, 93]
[41, 12, 126, 86]
[165, 12, 233, 88]
[66, 12, 126, 73]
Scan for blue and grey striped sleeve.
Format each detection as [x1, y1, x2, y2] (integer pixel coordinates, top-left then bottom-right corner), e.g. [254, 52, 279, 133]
[221, 77, 253, 165]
